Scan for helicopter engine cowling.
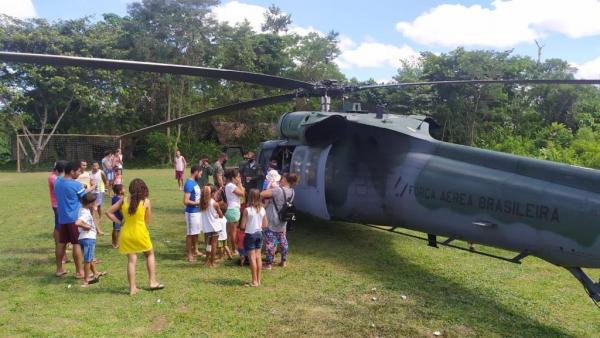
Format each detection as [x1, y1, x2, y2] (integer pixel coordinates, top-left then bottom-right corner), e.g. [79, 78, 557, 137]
[277, 111, 347, 145]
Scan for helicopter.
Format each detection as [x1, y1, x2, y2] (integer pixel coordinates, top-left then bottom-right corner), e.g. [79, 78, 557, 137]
[3, 51, 600, 303]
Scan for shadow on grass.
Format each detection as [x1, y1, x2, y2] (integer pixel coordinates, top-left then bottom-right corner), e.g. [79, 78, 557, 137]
[291, 217, 570, 337]
[208, 277, 246, 287]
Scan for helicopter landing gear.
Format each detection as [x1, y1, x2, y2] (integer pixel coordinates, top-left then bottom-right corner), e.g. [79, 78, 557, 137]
[566, 267, 600, 302]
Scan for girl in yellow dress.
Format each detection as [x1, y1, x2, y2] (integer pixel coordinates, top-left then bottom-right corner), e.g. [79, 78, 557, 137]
[107, 178, 164, 295]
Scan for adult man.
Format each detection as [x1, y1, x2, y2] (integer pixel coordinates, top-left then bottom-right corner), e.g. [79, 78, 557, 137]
[260, 173, 299, 269]
[174, 149, 187, 190]
[240, 151, 259, 192]
[183, 164, 202, 262]
[49, 160, 68, 274]
[196, 155, 213, 187]
[76, 160, 91, 189]
[213, 153, 227, 189]
[55, 160, 95, 278]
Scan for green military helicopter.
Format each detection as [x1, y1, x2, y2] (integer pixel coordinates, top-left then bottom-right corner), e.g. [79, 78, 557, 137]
[3, 51, 600, 303]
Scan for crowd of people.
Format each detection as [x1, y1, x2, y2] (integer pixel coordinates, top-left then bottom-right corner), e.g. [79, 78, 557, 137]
[178, 150, 298, 287]
[47, 148, 298, 294]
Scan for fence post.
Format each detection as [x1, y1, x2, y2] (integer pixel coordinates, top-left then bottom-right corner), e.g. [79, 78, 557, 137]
[16, 134, 21, 173]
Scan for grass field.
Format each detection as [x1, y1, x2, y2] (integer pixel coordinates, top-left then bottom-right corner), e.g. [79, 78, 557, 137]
[1, 169, 599, 337]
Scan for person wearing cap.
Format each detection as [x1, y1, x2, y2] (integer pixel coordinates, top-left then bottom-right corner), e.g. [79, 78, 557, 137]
[196, 155, 213, 188]
[240, 151, 259, 192]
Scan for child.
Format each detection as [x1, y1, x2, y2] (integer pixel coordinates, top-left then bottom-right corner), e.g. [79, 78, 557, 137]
[263, 169, 281, 191]
[76, 193, 105, 287]
[236, 226, 246, 266]
[114, 168, 123, 186]
[218, 220, 233, 260]
[240, 189, 268, 287]
[107, 178, 164, 295]
[90, 161, 108, 224]
[201, 185, 224, 267]
[111, 184, 125, 249]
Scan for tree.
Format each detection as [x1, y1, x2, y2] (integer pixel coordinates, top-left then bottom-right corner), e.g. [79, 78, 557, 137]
[261, 4, 291, 34]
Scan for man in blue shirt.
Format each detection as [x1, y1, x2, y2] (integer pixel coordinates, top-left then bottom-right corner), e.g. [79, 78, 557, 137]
[183, 164, 202, 262]
[55, 160, 95, 278]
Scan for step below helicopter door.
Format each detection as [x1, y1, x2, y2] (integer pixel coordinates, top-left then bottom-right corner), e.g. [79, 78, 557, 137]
[290, 145, 331, 220]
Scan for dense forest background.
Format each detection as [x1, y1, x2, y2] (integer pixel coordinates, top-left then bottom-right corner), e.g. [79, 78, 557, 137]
[1, 0, 600, 168]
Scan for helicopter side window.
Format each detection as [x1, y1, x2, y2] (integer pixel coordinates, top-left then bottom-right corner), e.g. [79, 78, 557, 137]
[306, 148, 320, 187]
[291, 148, 307, 184]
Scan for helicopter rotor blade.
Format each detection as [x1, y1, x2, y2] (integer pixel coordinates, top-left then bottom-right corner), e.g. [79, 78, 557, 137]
[356, 79, 600, 91]
[120, 91, 310, 138]
[0, 51, 315, 90]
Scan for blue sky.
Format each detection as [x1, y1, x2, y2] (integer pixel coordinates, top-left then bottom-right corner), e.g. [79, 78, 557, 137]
[4, 0, 600, 82]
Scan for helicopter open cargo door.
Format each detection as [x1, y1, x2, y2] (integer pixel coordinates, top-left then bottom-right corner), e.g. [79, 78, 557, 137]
[291, 145, 331, 220]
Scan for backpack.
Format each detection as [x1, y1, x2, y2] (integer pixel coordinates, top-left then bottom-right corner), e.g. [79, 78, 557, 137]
[273, 187, 296, 223]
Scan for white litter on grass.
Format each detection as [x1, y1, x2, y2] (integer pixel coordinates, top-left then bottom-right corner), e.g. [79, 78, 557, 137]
[371, 287, 377, 292]
[370, 323, 376, 328]
[67, 284, 72, 289]
[156, 298, 161, 304]
[165, 240, 171, 243]
[433, 331, 442, 336]
[401, 294, 407, 300]
[371, 297, 377, 301]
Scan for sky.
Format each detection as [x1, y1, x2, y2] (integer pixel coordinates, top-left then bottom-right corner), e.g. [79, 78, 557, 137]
[3, 0, 600, 82]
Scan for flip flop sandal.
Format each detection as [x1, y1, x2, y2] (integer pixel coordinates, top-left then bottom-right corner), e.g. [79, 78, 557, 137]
[55, 270, 69, 277]
[88, 277, 100, 284]
[149, 284, 164, 291]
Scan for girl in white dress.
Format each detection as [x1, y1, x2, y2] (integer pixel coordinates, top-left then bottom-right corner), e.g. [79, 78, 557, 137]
[201, 185, 224, 267]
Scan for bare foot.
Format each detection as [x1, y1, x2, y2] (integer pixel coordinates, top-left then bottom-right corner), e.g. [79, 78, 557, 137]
[278, 261, 287, 268]
[129, 287, 139, 295]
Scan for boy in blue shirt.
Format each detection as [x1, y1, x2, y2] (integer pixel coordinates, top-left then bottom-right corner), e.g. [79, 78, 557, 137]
[183, 165, 202, 262]
[55, 160, 95, 279]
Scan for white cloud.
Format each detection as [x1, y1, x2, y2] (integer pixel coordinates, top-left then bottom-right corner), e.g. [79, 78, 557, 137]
[212, 1, 320, 37]
[0, 0, 36, 18]
[212, 1, 265, 32]
[396, 0, 600, 48]
[335, 39, 420, 70]
[573, 57, 600, 78]
[288, 25, 322, 37]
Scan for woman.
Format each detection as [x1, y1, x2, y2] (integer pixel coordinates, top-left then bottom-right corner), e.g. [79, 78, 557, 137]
[224, 168, 245, 254]
[107, 178, 164, 295]
[260, 173, 298, 269]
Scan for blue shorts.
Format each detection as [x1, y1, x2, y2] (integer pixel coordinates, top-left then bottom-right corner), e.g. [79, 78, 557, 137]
[238, 248, 247, 257]
[106, 170, 114, 181]
[80, 238, 96, 263]
[113, 222, 122, 231]
[52, 207, 59, 231]
[244, 231, 263, 251]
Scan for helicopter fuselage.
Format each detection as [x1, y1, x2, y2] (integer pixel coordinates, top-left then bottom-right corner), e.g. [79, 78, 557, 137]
[260, 111, 600, 269]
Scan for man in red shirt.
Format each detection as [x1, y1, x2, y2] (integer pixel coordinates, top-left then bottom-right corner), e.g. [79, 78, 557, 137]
[49, 160, 68, 276]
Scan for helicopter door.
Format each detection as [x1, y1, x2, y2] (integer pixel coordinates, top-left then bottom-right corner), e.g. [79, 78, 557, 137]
[291, 145, 331, 220]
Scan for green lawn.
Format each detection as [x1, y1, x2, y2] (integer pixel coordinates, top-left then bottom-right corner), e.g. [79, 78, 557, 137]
[0, 169, 599, 337]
